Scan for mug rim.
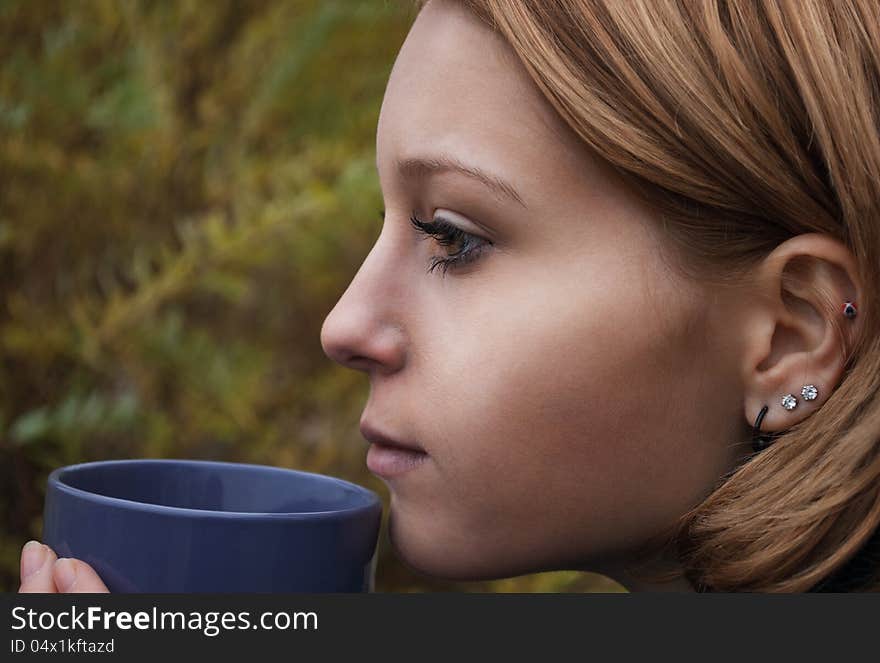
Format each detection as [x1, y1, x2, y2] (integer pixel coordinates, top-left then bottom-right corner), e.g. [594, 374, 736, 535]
[48, 458, 382, 521]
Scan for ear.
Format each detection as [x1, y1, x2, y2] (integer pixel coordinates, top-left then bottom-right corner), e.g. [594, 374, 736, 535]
[741, 233, 863, 434]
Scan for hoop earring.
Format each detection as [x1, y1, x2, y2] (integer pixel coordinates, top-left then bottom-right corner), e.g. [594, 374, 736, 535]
[751, 404, 783, 453]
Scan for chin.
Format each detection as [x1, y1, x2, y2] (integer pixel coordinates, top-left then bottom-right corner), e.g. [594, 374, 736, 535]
[386, 510, 552, 582]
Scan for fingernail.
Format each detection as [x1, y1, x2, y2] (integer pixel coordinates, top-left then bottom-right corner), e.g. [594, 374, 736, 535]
[21, 541, 48, 579]
[54, 558, 78, 592]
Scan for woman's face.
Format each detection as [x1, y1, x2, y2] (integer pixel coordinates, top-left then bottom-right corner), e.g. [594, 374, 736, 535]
[321, 0, 750, 581]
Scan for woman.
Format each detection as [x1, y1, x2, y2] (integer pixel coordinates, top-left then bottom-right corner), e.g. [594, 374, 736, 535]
[19, 0, 880, 593]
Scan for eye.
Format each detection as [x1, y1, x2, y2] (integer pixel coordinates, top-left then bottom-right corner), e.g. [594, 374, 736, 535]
[378, 209, 493, 276]
[408, 212, 491, 276]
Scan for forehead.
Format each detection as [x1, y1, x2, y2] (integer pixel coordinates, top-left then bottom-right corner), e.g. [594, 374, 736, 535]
[376, 0, 579, 177]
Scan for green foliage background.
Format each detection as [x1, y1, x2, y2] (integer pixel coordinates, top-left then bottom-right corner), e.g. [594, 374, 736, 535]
[0, 0, 621, 593]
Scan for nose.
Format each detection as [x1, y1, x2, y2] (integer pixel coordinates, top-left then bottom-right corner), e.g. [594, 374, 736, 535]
[320, 230, 408, 375]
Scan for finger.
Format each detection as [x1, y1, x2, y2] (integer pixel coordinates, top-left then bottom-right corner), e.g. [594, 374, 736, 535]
[19, 540, 59, 593]
[53, 557, 110, 593]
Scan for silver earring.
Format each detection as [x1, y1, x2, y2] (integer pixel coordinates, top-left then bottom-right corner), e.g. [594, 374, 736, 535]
[801, 384, 818, 401]
[781, 393, 798, 410]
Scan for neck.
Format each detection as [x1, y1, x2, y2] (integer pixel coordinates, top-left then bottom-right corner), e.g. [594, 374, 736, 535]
[607, 567, 697, 593]
[586, 552, 697, 593]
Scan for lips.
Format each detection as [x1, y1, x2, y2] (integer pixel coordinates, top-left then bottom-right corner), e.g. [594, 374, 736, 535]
[359, 420, 426, 454]
[360, 420, 429, 479]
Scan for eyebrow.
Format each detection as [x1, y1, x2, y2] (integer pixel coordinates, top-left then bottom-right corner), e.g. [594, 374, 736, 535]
[394, 154, 527, 208]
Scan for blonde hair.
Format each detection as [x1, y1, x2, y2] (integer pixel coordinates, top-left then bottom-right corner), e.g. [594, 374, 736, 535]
[415, 0, 880, 591]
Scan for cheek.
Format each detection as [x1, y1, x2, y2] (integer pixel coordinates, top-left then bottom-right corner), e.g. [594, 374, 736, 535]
[452, 267, 691, 512]
[394, 242, 729, 575]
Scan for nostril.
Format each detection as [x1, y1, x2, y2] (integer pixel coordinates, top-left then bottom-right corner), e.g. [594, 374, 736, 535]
[320, 318, 374, 371]
[320, 332, 349, 367]
[341, 354, 376, 372]
[325, 345, 379, 373]
[321, 319, 405, 374]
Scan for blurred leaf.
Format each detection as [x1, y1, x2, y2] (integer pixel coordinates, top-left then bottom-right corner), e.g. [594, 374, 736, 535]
[10, 407, 52, 445]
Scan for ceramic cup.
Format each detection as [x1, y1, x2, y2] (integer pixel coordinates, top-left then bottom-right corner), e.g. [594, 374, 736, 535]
[43, 459, 382, 592]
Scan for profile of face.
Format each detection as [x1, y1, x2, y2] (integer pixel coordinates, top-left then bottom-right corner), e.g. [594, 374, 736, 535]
[320, 0, 752, 585]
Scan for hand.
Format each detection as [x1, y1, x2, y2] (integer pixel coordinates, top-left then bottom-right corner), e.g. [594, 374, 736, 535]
[18, 540, 110, 593]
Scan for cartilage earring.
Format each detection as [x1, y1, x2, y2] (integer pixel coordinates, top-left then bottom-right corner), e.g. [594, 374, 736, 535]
[781, 393, 798, 410]
[843, 302, 857, 319]
[801, 384, 818, 401]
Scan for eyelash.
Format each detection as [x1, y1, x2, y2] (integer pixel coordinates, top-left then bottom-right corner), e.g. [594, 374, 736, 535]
[379, 209, 491, 276]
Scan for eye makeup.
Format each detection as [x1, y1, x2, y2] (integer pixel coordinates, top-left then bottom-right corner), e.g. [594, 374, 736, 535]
[378, 208, 492, 276]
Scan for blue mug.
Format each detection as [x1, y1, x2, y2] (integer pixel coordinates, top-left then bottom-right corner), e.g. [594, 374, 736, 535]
[43, 459, 383, 592]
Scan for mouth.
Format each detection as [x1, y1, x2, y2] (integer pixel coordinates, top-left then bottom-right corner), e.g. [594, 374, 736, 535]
[360, 421, 429, 478]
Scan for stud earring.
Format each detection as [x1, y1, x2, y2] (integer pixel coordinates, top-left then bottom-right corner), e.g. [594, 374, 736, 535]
[781, 393, 798, 410]
[801, 384, 818, 401]
[843, 302, 857, 319]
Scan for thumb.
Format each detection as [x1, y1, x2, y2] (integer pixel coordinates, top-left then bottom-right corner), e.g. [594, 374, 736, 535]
[53, 558, 110, 593]
[19, 541, 59, 593]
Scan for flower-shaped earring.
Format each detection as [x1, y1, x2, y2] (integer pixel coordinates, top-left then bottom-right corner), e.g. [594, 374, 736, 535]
[781, 394, 798, 410]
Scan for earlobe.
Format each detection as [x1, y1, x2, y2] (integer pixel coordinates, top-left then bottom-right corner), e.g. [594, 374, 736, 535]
[741, 233, 862, 444]
[750, 383, 822, 452]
